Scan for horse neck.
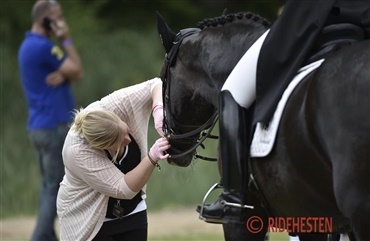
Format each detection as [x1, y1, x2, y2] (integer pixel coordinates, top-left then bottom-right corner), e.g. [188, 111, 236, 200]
[185, 22, 268, 107]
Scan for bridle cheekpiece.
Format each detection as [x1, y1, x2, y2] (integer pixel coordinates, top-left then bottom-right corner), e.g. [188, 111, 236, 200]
[160, 28, 219, 162]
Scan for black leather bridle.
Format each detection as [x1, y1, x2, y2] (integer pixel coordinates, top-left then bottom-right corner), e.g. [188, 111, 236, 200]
[160, 28, 219, 161]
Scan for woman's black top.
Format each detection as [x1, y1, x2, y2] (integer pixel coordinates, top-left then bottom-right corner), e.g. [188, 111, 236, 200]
[105, 135, 142, 218]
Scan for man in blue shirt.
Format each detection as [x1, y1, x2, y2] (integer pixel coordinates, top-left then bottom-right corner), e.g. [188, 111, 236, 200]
[18, 1, 83, 240]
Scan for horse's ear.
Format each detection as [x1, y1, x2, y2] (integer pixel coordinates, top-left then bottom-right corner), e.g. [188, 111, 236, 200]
[156, 11, 176, 54]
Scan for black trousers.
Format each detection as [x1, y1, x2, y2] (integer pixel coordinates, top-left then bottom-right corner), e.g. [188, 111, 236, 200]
[255, 0, 370, 124]
[93, 210, 148, 241]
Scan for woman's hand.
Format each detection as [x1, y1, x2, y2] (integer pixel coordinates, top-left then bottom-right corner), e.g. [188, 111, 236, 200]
[149, 137, 170, 161]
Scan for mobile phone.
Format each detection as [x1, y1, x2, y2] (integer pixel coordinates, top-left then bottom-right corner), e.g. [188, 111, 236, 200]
[42, 17, 52, 31]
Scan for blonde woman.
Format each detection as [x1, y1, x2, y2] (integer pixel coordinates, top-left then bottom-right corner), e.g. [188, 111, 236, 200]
[57, 77, 170, 241]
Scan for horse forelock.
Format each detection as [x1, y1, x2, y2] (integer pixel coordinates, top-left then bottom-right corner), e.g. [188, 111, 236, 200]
[197, 12, 271, 30]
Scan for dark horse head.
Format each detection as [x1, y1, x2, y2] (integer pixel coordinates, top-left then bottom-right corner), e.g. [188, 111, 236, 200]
[156, 12, 270, 167]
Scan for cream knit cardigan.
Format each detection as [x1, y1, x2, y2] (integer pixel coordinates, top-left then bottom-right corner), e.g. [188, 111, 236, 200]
[57, 78, 161, 241]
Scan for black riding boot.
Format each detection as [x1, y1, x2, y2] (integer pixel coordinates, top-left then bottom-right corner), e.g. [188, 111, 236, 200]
[197, 90, 251, 224]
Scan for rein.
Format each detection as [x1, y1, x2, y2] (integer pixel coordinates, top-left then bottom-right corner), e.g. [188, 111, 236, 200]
[161, 28, 218, 161]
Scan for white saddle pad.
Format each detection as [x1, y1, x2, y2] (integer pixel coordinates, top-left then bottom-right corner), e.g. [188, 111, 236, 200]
[250, 59, 325, 157]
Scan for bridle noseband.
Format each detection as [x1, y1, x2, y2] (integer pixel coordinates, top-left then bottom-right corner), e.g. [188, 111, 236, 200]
[160, 28, 219, 161]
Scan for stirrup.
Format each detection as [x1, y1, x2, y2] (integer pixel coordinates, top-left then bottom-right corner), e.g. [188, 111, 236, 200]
[198, 183, 226, 223]
[198, 183, 254, 223]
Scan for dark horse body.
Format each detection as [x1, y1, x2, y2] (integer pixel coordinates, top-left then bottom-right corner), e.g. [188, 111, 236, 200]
[157, 12, 370, 241]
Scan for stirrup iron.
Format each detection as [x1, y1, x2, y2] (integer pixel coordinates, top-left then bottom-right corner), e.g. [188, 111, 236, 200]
[198, 183, 225, 223]
[198, 183, 254, 223]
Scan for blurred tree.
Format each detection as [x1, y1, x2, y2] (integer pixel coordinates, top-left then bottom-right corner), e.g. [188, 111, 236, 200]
[95, 0, 283, 31]
[0, 0, 284, 50]
[0, 0, 34, 48]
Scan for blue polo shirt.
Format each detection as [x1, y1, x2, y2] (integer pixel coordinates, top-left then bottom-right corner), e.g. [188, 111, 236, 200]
[18, 32, 75, 130]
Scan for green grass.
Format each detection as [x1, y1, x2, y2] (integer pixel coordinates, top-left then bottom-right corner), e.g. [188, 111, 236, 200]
[149, 233, 224, 241]
[148, 232, 290, 241]
[268, 232, 290, 241]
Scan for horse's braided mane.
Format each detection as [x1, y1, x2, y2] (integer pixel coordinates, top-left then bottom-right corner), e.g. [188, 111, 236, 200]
[197, 12, 271, 29]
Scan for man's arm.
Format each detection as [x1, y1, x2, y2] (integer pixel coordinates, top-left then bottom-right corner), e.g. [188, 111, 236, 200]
[52, 15, 83, 82]
[58, 41, 83, 81]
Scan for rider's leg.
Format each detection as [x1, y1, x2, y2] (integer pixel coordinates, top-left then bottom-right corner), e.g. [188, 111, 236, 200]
[221, 30, 269, 110]
[198, 90, 250, 224]
[197, 30, 269, 224]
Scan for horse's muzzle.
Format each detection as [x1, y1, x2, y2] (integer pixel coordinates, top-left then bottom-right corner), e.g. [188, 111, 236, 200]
[166, 148, 193, 167]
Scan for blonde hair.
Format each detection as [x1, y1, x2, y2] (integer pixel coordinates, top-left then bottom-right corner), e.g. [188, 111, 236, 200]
[73, 108, 123, 162]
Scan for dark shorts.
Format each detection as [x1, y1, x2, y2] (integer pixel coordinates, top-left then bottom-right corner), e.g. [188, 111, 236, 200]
[92, 210, 148, 241]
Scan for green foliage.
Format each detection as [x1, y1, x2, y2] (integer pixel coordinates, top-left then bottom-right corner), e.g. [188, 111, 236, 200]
[72, 29, 165, 107]
[1, 45, 39, 217]
[1, 0, 283, 218]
